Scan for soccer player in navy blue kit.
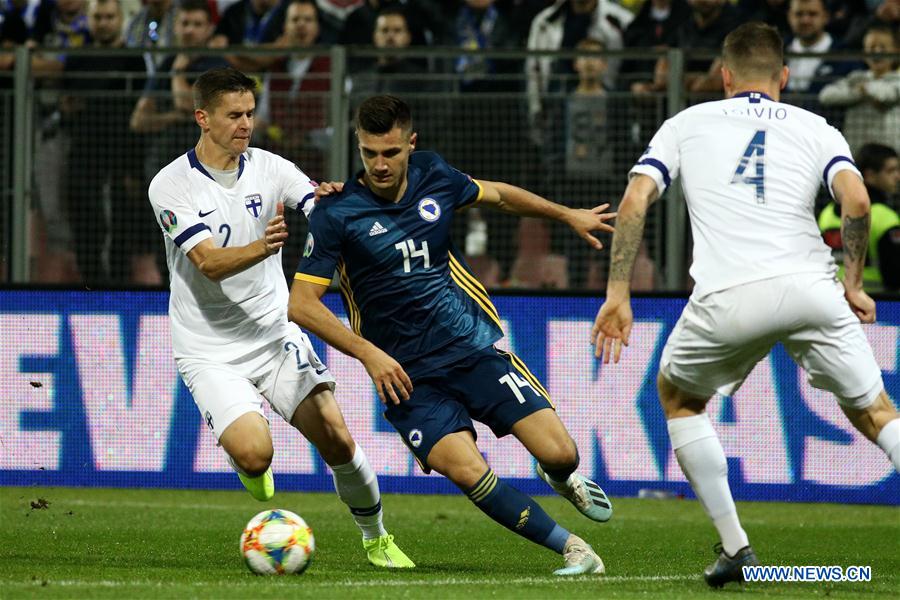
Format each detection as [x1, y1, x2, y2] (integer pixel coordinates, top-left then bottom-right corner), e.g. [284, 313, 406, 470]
[289, 95, 616, 575]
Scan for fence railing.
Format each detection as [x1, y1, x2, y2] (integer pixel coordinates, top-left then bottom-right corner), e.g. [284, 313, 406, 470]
[1, 46, 891, 292]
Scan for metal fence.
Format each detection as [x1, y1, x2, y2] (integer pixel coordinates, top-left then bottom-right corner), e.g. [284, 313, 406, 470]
[1, 46, 895, 291]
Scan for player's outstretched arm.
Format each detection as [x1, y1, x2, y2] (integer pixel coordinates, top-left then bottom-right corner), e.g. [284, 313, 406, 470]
[475, 180, 616, 250]
[287, 280, 413, 405]
[187, 203, 288, 281]
[832, 170, 876, 323]
[592, 175, 659, 363]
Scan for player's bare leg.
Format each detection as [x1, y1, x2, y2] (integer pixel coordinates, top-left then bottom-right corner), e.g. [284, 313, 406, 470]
[290, 384, 414, 568]
[659, 373, 758, 587]
[218, 412, 275, 501]
[427, 430, 603, 575]
[842, 391, 900, 472]
[511, 409, 612, 522]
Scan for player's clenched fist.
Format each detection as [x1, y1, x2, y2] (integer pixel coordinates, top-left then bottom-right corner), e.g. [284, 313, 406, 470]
[263, 202, 288, 254]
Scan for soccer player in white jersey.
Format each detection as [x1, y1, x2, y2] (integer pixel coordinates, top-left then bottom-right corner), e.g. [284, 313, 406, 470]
[148, 67, 414, 568]
[592, 22, 900, 587]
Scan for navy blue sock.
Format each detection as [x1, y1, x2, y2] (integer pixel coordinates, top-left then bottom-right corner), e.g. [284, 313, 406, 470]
[466, 469, 569, 554]
[541, 449, 580, 483]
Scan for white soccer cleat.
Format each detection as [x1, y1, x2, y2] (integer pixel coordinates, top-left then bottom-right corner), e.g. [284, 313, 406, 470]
[536, 464, 612, 523]
[554, 535, 605, 576]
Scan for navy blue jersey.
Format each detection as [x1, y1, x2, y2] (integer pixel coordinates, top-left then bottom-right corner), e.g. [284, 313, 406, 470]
[296, 151, 503, 378]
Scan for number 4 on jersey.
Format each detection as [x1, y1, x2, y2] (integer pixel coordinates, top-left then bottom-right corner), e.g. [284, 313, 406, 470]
[731, 129, 766, 204]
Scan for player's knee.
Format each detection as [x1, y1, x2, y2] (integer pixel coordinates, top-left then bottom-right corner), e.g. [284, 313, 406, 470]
[231, 445, 273, 477]
[539, 437, 579, 471]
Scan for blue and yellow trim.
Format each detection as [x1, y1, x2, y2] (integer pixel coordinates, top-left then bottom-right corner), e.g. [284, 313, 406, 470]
[337, 260, 362, 335]
[497, 348, 553, 407]
[467, 469, 498, 503]
[448, 253, 502, 329]
[294, 272, 332, 286]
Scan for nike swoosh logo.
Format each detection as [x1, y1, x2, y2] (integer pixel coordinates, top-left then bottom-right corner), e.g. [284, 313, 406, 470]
[314, 367, 328, 375]
[198, 208, 217, 217]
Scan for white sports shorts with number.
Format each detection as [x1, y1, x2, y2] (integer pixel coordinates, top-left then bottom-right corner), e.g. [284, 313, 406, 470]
[660, 272, 883, 410]
[177, 324, 335, 439]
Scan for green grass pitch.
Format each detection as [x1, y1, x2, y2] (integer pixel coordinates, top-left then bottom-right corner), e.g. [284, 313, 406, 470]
[1, 486, 897, 599]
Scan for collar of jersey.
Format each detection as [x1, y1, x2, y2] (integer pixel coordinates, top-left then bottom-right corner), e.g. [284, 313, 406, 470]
[733, 91, 774, 101]
[187, 148, 245, 182]
[348, 168, 416, 205]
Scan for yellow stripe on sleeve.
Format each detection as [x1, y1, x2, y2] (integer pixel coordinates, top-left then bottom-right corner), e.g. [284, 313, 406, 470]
[294, 273, 332, 286]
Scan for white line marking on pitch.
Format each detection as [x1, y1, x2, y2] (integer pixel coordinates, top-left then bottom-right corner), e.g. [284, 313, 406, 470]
[4, 574, 696, 588]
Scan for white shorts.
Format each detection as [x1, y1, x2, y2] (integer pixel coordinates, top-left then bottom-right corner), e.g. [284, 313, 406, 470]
[177, 325, 336, 439]
[660, 273, 883, 409]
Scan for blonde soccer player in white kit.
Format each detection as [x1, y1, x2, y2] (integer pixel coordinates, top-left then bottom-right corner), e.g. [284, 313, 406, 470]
[148, 67, 414, 568]
[592, 22, 900, 587]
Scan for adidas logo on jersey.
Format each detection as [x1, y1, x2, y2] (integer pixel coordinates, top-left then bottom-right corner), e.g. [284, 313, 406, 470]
[369, 221, 388, 236]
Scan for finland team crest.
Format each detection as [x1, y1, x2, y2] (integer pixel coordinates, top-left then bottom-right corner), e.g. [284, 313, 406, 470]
[245, 194, 263, 218]
[417, 198, 440, 222]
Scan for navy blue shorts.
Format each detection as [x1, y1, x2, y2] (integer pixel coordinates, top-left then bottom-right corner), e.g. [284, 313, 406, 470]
[384, 346, 554, 472]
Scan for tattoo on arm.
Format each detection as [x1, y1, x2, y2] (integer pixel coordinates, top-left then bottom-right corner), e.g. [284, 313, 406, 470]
[608, 212, 647, 282]
[842, 213, 870, 264]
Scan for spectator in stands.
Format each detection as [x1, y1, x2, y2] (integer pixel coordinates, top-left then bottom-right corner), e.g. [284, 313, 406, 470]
[211, 0, 285, 46]
[26, 0, 90, 282]
[736, 0, 791, 38]
[629, 0, 738, 96]
[842, 0, 900, 49]
[444, 0, 524, 94]
[819, 23, 900, 152]
[526, 0, 634, 129]
[349, 5, 428, 96]
[124, 0, 177, 70]
[819, 143, 900, 291]
[259, 0, 330, 173]
[63, 0, 159, 285]
[130, 0, 227, 211]
[619, 0, 691, 88]
[340, 0, 444, 46]
[29, 0, 90, 72]
[785, 0, 844, 93]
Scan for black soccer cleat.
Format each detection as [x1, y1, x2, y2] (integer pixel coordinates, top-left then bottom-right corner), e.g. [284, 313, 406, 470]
[703, 543, 759, 588]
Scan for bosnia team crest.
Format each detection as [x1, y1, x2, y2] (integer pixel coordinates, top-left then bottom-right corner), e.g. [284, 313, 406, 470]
[159, 209, 177, 233]
[245, 194, 263, 218]
[417, 198, 440, 222]
[409, 429, 423, 448]
[303, 233, 314, 257]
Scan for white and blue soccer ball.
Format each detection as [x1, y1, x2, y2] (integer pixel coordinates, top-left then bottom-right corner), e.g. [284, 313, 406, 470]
[240, 509, 315, 575]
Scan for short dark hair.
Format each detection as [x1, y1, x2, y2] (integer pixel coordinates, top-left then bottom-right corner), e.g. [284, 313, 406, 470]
[178, 0, 213, 20]
[288, 0, 319, 19]
[857, 143, 899, 175]
[356, 95, 412, 134]
[193, 67, 257, 111]
[722, 22, 784, 82]
[864, 22, 900, 47]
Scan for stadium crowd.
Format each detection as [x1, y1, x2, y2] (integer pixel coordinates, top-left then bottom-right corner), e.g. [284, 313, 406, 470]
[0, 0, 898, 290]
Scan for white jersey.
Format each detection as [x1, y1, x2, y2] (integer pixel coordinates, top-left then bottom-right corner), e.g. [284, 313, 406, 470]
[149, 147, 317, 361]
[631, 92, 861, 298]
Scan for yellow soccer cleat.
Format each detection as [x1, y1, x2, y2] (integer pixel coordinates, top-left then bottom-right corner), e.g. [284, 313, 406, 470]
[237, 466, 275, 502]
[363, 534, 416, 568]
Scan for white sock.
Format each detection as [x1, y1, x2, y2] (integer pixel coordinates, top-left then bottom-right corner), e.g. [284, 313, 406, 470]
[876, 418, 900, 473]
[330, 444, 387, 540]
[668, 414, 749, 556]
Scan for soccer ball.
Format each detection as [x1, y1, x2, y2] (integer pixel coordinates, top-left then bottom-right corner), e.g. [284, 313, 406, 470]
[240, 509, 315, 575]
